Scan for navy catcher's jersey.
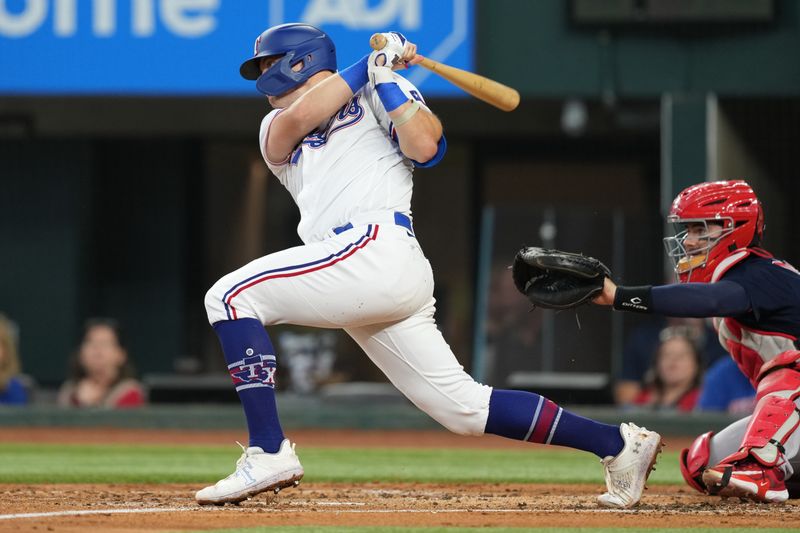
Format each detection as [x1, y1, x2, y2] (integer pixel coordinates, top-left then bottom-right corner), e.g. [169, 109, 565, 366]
[722, 255, 800, 340]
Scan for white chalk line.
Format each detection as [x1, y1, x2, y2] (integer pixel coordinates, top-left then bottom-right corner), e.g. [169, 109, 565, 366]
[295, 501, 365, 506]
[0, 507, 199, 521]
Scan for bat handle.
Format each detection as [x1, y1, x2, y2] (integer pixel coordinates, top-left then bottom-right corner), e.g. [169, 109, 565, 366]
[369, 33, 387, 51]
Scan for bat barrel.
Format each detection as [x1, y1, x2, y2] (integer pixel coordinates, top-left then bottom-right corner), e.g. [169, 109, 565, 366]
[419, 57, 520, 112]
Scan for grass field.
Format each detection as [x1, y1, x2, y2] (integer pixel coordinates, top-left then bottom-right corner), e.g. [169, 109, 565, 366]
[0, 442, 684, 485]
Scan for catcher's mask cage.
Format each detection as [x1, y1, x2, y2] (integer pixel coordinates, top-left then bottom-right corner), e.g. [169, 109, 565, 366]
[239, 23, 337, 97]
[663, 218, 734, 282]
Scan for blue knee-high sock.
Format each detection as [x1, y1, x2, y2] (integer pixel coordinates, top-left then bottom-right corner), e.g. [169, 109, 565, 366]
[213, 318, 285, 453]
[484, 389, 624, 459]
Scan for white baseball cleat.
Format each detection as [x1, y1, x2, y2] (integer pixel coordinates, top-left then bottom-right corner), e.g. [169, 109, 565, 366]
[195, 438, 304, 505]
[597, 422, 663, 508]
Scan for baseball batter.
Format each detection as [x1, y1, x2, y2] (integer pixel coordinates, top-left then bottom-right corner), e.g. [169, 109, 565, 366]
[593, 180, 800, 503]
[195, 23, 661, 508]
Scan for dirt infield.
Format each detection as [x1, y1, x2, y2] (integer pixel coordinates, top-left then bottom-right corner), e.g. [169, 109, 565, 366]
[3, 482, 797, 532]
[0, 428, 794, 532]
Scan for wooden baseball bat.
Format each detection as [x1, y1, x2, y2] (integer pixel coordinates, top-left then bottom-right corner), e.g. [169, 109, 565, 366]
[369, 33, 520, 112]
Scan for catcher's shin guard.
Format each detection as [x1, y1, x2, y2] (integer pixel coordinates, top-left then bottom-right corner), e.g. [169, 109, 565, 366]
[720, 353, 800, 467]
[680, 431, 713, 493]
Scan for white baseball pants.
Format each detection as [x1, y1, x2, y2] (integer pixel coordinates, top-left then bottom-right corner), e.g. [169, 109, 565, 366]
[205, 221, 492, 435]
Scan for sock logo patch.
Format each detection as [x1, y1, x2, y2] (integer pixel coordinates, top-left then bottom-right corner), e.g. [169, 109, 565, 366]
[228, 354, 277, 391]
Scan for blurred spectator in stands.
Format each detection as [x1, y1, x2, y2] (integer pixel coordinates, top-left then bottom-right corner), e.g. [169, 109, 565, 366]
[277, 330, 341, 394]
[630, 326, 702, 412]
[695, 356, 756, 414]
[614, 317, 725, 405]
[485, 263, 539, 384]
[0, 314, 27, 405]
[58, 318, 145, 408]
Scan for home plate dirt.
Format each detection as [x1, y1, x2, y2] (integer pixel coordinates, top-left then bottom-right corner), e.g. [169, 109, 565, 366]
[0, 428, 795, 531]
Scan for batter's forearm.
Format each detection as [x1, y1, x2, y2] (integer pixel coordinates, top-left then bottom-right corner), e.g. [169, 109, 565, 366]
[288, 77, 358, 132]
[265, 75, 356, 162]
[394, 106, 443, 162]
[275, 56, 369, 143]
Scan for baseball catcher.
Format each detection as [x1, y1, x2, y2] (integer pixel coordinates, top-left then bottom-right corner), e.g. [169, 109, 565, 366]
[519, 180, 800, 503]
[512, 247, 611, 310]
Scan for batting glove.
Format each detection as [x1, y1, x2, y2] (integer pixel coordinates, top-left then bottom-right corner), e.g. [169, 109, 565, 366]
[369, 32, 417, 86]
[378, 32, 409, 63]
[368, 50, 396, 86]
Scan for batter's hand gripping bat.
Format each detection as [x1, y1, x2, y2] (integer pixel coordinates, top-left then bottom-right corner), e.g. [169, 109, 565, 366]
[369, 33, 520, 112]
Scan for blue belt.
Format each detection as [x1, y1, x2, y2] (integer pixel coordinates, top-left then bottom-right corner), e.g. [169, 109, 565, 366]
[333, 212, 414, 236]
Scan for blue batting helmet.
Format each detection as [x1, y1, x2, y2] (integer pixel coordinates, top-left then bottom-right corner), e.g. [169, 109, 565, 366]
[240, 23, 337, 96]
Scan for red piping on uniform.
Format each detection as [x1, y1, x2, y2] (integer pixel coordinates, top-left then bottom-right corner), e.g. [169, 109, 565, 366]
[226, 225, 380, 319]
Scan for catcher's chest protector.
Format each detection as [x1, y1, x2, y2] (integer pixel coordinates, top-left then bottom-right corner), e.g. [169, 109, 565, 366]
[711, 250, 799, 384]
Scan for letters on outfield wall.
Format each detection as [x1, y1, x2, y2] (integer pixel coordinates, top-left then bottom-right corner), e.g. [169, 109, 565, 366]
[0, 0, 473, 95]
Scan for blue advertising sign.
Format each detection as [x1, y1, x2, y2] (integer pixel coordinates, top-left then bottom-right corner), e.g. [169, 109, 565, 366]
[0, 0, 473, 96]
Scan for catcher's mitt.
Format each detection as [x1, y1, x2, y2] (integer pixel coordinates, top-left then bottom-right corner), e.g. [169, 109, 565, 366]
[512, 247, 611, 310]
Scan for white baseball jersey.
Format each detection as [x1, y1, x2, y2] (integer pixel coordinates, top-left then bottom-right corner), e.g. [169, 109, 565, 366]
[259, 74, 427, 244]
[206, 72, 492, 436]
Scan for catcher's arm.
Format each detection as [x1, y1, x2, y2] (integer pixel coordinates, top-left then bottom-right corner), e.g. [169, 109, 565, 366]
[594, 279, 655, 313]
[592, 278, 617, 306]
[597, 278, 749, 316]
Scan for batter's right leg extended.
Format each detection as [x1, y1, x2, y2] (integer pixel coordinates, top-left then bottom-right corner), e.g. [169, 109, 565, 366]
[346, 298, 662, 508]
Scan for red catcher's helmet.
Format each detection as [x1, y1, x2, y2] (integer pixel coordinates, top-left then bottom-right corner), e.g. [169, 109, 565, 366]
[663, 180, 764, 283]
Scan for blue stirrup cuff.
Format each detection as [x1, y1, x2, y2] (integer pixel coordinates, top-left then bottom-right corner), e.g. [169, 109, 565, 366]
[339, 55, 369, 94]
[376, 82, 408, 112]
